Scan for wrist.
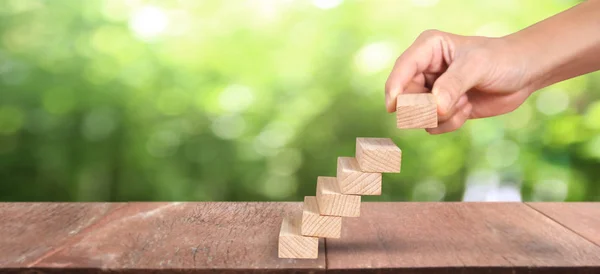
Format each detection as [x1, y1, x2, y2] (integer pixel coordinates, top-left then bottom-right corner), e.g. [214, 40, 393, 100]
[501, 32, 554, 94]
[502, 1, 600, 93]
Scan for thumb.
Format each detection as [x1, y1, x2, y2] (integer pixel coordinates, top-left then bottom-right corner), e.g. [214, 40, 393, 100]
[431, 60, 479, 116]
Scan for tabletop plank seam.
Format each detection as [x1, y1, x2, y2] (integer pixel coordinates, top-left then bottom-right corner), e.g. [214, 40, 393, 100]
[26, 203, 128, 267]
[324, 238, 328, 270]
[524, 202, 600, 249]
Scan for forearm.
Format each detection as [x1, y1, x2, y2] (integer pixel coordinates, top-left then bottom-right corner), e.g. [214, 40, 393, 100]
[506, 0, 600, 91]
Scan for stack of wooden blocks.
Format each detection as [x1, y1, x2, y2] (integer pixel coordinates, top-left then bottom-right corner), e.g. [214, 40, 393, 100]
[278, 93, 438, 259]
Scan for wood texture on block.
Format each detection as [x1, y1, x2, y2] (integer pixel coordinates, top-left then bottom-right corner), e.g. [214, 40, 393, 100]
[326, 202, 600, 271]
[278, 213, 319, 259]
[528, 202, 600, 247]
[336, 157, 382, 195]
[301, 196, 342, 238]
[0, 202, 326, 271]
[396, 93, 437, 129]
[315, 176, 361, 217]
[355, 137, 401, 173]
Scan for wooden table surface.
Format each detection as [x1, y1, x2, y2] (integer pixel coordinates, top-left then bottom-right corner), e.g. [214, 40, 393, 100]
[0, 202, 599, 273]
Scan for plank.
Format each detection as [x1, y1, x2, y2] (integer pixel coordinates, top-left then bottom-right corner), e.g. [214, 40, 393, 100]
[355, 137, 401, 173]
[2, 202, 599, 272]
[0, 203, 119, 268]
[316, 176, 361, 217]
[396, 93, 437, 129]
[326, 202, 600, 272]
[279, 213, 319, 259]
[301, 196, 342, 238]
[336, 157, 382, 195]
[527, 202, 600, 247]
[0, 202, 326, 273]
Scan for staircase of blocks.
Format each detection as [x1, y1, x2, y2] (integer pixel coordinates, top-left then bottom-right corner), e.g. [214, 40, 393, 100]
[278, 93, 438, 259]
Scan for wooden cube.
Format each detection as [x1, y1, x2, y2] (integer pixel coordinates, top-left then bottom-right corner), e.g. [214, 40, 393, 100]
[355, 138, 402, 173]
[301, 196, 342, 238]
[278, 213, 319, 259]
[396, 93, 437, 129]
[316, 176, 361, 217]
[336, 157, 382, 195]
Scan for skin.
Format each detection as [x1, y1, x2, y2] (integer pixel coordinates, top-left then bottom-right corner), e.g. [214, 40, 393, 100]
[385, 0, 600, 134]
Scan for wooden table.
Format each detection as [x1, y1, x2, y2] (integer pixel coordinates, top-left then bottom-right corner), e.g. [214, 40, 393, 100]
[1, 202, 599, 273]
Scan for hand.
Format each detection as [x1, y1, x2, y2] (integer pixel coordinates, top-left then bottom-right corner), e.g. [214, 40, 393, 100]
[385, 30, 537, 134]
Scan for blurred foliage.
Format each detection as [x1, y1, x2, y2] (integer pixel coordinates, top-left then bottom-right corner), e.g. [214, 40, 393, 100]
[0, 0, 599, 202]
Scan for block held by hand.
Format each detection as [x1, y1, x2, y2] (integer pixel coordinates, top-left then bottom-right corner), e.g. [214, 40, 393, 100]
[396, 93, 437, 129]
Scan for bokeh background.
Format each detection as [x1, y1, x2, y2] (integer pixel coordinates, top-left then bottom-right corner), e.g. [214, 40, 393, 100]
[1, 0, 599, 202]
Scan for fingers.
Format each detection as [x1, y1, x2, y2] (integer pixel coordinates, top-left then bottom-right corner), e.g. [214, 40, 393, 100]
[385, 30, 451, 113]
[467, 89, 532, 119]
[412, 73, 426, 87]
[430, 58, 479, 117]
[412, 73, 439, 90]
[404, 81, 430, 94]
[438, 94, 468, 122]
[426, 102, 473, 134]
[423, 72, 438, 89]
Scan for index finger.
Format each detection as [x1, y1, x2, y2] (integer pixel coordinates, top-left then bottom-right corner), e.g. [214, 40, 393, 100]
[385, 30, 446, 112]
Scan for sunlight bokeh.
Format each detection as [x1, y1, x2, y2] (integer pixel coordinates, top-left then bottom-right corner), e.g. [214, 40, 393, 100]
[0, 0, 598, 202]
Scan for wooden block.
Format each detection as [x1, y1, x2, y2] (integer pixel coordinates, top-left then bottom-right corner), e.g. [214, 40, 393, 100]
[316, 176, 361, 217]
[301, 196, 342, 238]
[278, 213, 319, 259]
[336, 157, 382, 195]
[396, 93, 437, 129]
[355, 137, 401, 173]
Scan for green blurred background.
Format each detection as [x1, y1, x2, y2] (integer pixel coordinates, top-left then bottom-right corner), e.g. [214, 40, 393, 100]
[1, 0, 599, 202]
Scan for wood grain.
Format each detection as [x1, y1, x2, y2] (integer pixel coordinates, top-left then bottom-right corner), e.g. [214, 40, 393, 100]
[301, 196, 342, 238]
[355, 138, 401, 173]
[316, 176, 361, 217]
[0, 202, 326, 273]
[2, 202, 599, 273]
[396, 93, 437, 129]
[527, 202, 600, 247]
[326, 202, 600, 272]
[0, 203, 119, 268]
[336, 157, 382, 195]
[278, 213, 319, 259]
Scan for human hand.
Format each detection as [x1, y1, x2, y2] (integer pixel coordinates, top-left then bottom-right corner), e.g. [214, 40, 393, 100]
[385, 30, 538, 134]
